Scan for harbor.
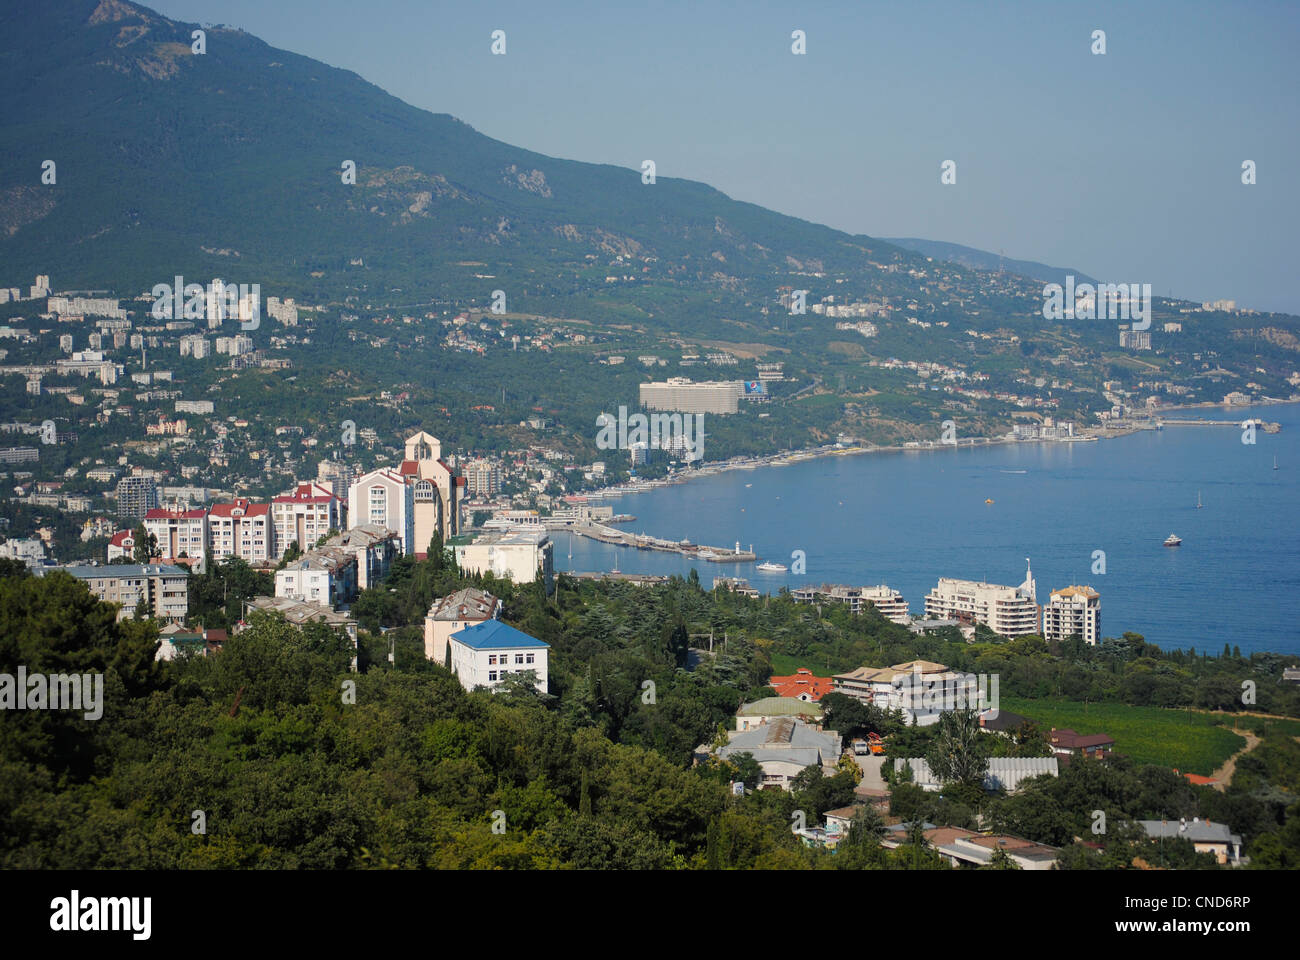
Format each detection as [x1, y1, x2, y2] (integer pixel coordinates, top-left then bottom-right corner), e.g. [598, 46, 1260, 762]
[550, 519, 759, 563]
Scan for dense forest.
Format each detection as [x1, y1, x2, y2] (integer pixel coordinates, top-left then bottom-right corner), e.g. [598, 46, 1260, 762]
[1, 552, 1298, 869]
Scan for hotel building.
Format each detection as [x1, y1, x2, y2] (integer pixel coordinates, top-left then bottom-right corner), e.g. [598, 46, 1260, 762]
[1042, 585, 1101, 645]
[792, 583, 910, 624]
[923, 560, 1040, 637]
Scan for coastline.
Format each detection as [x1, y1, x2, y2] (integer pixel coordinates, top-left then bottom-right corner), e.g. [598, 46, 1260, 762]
[575, 396, 1294, 500]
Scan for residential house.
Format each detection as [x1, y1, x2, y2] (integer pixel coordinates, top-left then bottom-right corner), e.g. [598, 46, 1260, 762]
[424, 587, 502, 663]
[447, 619, 548, 694]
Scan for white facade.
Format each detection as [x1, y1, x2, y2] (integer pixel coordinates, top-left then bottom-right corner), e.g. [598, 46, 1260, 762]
[447, 620, 548, 694]
[924, 561, 1039, 637]
[143, 508, 209, 561]
[272, 482, 343, 555]
[455, 530, 553, 590]
[1043, 585, 1101, 645]
[207, 499, 274, 564]
[348, 468, 415, 555]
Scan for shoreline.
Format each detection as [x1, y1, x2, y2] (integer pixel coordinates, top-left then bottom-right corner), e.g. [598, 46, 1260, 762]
[576, 397, 1294, 501]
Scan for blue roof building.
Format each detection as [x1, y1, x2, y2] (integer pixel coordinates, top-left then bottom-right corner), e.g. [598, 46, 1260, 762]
[448, 620, 548, 694]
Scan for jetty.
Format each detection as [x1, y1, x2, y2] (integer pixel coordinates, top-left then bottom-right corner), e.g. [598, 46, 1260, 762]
[560, 521, 758, 563]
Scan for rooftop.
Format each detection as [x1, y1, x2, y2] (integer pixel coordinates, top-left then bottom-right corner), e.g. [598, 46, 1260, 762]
[450, 619, 548, 651]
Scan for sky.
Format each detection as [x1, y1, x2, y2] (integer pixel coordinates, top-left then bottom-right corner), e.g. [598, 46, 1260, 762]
[148, 0, 1300, 314]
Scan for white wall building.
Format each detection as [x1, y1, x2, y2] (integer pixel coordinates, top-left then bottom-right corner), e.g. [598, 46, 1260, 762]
[923, 560, 1039, 637]
[208, 499, 274, 564]
[1042, 585, 1101, 645]
[348, 468, 415, 555]
[447, 620, 548, 694]
[272, 482, 343, 555]
[455, 530, 553, 591]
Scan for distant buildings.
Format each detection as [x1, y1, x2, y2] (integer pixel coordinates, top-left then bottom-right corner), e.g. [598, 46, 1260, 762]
[208, 498, 273, 564]
[923, 561, 1039, 637]
[464, 459, 502, 498]
[447, 619, 548, 694]
[0, 537, 47, 568]
[1042, 585, 1101, 644]
[894, 756, 1059, 794]
[1119, 327, 1152, 350]
[832, 660, 987, 726]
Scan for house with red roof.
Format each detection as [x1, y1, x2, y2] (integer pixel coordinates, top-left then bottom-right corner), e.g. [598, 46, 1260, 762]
[1049, 728, 1115, 761]
[107, 529, 135, 562]
[768, 667, 835, 702]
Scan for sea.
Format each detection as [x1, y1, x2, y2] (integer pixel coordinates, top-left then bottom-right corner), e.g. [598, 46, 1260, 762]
[565, 403, 1300, 657]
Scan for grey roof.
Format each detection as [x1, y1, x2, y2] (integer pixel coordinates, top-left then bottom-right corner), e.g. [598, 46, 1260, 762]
[1139, 819, 1241, 845]
[895, 757, 1059, 792]
[719, 720, 839, 766]
[64, 563, 187, 578]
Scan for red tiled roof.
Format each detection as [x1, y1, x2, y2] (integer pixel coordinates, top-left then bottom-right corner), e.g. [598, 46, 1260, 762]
[273, 483, 337, 504]
[144, 508, 207, 519]
[109, 530, 133, 547]
[209, 498, 269, 517]
[398, 460, 419, 475]
[768, 668, 835, 701]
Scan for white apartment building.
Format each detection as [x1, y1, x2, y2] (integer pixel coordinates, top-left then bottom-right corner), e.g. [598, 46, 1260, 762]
[208, 498, 273, 564]
[455, 530, 553, 591]
[447, 620, 549, 694]
[1042, 585, 1101, 645]
[143, 507, 209, 562]
[348, 467, 415, 555]
[424, 587, 502, 663]
[924, 560, 1040, 637]
[272, 482, 343, 554]
[274, 547, 357, 609]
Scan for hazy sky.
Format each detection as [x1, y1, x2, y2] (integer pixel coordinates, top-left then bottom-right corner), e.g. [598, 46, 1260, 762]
[148, 0, 1300, 314]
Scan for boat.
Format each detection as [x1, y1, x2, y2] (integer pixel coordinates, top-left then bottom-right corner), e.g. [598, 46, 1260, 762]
[1164, 533, 1182, 547]
[755, 561, 788, 573]
[1274, 456, 1279, 471]
[985, 498, 995, 505]
[1196, 491, 1202, 509]
[698, 550, 719, 560]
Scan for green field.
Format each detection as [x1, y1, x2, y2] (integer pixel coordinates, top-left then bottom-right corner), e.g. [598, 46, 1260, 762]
[1001, 697, 1248, 776]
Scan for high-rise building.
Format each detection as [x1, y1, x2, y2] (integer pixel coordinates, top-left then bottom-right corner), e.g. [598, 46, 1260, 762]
[1042, 585, 1101, 645]
[348, 467, 415, 555]
[924, 560, 1039, 637]
[143, 507, 209, 562]
[115, 476, 160, 519]
[464, 459, 502, 498]
[398, 431, 464, 554]
[208, 498, 273, 564]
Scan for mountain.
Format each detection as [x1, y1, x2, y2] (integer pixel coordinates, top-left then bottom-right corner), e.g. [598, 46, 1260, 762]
[0, 0, 921, 309]
[881, 238, 1096, 288]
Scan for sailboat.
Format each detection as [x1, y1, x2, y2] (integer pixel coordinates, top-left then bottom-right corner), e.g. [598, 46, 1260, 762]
[1196, 491, 1203, 509]
[1274, 456, 1279, 471]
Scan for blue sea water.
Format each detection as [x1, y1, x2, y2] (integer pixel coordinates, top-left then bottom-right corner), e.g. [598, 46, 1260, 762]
[566, 404, 1300, 656]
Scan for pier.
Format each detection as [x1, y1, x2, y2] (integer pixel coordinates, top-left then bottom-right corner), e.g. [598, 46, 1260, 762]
[1159, 418, 1280, 432]
[556, 520, 758, 563]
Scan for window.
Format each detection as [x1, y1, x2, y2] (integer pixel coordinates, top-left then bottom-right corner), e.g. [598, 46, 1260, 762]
[488, 671, 497, 682]
[488, 655, 497, 665]
[526, 653, 535, 664]
[515, 654, 524, 664]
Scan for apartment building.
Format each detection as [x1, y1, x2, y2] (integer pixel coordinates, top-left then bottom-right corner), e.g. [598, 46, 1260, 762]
[324, 524, 398, 592]
[272, 482, 343, 554]
[923, 561, 1039, 637]
[208, 499, 274, 564]
[115, 476, 159, 519]
[274, 546, 357, 609]
[348, 467, 415, 555]
[1042, 585, 1101, 645]
[464, 459, 502, 498]
[398, 431, 464, 552]
[63, 563, 189, 622]
[143, 507, 208, 562]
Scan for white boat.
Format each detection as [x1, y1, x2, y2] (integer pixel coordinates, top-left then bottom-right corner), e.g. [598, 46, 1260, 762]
[1196, 491, 1202, 509]
[1164, 533, 1182, 547]
[755, 561, 788, 572]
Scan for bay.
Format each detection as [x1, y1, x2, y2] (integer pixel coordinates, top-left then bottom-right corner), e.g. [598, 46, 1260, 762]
[565, 403, 1300, 657]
